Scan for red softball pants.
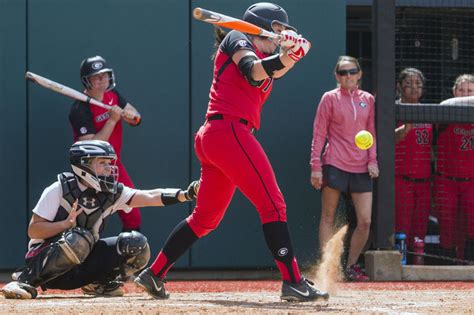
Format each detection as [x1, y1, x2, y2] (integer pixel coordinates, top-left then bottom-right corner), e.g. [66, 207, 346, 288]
[395, 176, 431, 248]
[435, 174, 474, 250]
[187, 118, 287, 237]
[116, 159, 141, 230]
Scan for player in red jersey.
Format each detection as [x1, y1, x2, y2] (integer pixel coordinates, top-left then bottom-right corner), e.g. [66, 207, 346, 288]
[394, 68, 432, 254]
[69, 56, 142, 232]
[435, 74, 474, 262]
[134, 3, 328, 302]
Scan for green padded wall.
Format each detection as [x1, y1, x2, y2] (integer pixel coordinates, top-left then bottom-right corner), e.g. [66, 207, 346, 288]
[27, 0, 190, 267]
[0, 0, 344, 270]
[0, 0, 27, 268]
[190, 0, 346, 267]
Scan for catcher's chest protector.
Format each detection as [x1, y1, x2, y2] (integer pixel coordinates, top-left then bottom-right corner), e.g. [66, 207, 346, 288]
[56, 172, 122, 234]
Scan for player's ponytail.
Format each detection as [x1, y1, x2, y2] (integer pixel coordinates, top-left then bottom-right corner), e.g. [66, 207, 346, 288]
[211, 27, 228, 60]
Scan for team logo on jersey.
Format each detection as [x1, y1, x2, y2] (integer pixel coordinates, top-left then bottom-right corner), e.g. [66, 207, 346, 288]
[359, 102, 367, 108]
[92, 62, 103, 70]
[237, 40, 249, 47]
[454, 127, 474, 136]
[96, 112, 110, 122]
[80, 127, 88, 134]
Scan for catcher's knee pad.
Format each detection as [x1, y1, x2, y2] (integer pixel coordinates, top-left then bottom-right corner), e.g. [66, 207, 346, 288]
[18, 227, 95, 287]
[116, 231, 151, 276]
[60, 227, 96, 264]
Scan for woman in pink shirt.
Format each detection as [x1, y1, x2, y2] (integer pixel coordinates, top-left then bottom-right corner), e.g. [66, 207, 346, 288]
[310, 56, 378, 281]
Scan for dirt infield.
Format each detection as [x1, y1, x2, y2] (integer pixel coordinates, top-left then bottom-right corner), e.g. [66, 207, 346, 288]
[1, 281, 473, 314]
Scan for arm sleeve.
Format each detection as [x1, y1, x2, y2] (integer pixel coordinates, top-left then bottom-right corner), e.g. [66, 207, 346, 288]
[69, 101, 96, 136]
[367, 95, 378, 166]
[220, 31, 256, 58]
[310, 93, 331, 172]
[32, 182, 62, 221]
[113, 89, 128, 109]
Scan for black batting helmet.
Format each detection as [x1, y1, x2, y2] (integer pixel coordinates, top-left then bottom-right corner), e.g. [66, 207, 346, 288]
[243, 2, 296, 33]
[80, 55, 116, 91]
[70, 140, 118, 193]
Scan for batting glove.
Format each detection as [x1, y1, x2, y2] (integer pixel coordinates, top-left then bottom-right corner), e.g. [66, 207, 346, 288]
[184, 180, 200, 201]
[287, 37, 311, 62]
[279, 30, 299, 50]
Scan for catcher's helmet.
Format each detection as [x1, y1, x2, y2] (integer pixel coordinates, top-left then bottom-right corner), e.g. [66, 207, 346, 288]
[80, 56, 116, 91]
[70, 140, 119, 193]
[243, 2, 296, 33]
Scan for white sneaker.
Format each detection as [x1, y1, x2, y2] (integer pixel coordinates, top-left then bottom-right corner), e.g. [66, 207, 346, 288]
[0, 281, 37, 299]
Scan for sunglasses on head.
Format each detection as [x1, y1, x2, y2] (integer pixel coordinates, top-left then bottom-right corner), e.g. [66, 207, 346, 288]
[337, 68, 359, 76]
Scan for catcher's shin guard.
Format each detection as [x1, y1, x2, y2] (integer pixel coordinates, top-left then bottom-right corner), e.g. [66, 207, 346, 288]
[18, 227, 95, 287]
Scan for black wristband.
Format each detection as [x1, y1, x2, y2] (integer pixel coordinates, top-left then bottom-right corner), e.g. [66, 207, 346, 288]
[161, 190, 182, 205]
[261, 54, 285, 77]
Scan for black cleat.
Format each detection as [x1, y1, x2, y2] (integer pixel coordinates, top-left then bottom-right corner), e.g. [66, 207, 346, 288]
[281, 278, 329, 302]
[134, 268, 169, 299]
[81, 280, 125, 297]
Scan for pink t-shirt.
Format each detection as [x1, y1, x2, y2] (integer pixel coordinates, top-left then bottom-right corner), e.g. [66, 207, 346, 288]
[310, 87, 377, 173]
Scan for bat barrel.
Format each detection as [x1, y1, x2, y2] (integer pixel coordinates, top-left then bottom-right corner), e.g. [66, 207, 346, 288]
[25, 71, 37, 82]
[193, 7, 203, 19]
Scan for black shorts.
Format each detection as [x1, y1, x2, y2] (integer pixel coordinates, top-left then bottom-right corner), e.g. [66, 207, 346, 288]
[322, 165, 373, 193]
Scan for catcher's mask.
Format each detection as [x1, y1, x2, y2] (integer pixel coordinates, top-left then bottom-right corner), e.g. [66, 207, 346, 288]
[70, 140, 119, 193]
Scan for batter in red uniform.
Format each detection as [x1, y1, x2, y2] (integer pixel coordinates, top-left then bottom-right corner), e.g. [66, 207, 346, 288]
[394, 68, 433, 251]
[134, 3, 328, 302]
[435, 74, 474, 262]
[69, 56, 142, 232]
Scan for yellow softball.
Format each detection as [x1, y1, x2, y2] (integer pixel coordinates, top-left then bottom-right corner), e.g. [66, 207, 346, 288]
[354, 130, 374, 150]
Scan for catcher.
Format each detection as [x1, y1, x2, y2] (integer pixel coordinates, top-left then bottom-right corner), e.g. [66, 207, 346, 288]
[0, 140, 199, 299]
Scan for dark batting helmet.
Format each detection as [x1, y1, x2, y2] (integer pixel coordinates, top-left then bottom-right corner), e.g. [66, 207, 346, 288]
[80, 55, 116, 91]
[243, 2, 296, 33]
[70, 140, 119, 193]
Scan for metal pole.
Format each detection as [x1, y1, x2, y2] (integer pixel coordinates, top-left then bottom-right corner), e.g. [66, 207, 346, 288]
[372, 0, 396, 249]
